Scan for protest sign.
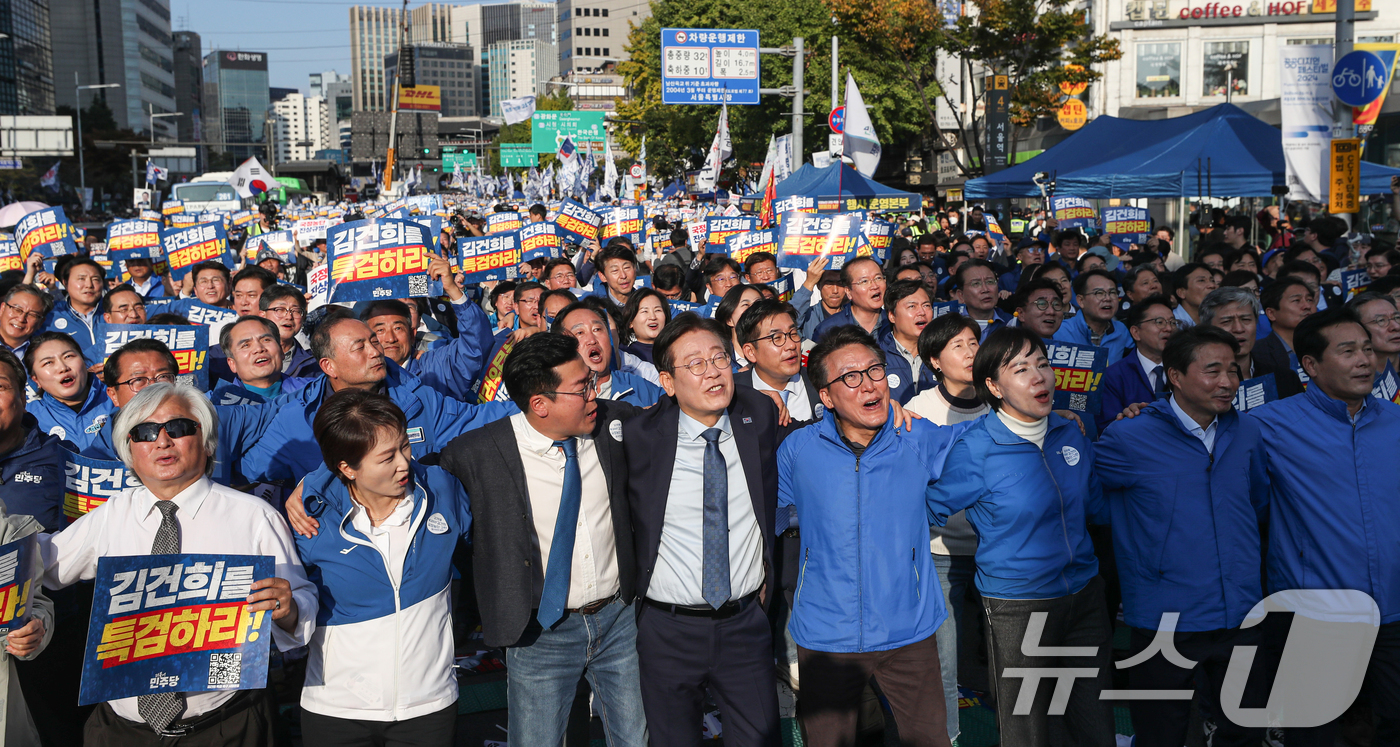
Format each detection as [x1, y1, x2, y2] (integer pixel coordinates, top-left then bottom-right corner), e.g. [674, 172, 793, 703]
[180, 300, 239, 327]
[162, 199, 185, 216]
[102, 325, 209, 390]
[63, 451, 140, 521]
[1045, 340, 1108, 418]
[0, 534, 40, 636]
[161, 223, 232, 281]
[1372, 362, 1400, 405]
[725, 229, 776, 264]
[294, 218, 334, 243]
[170, 214, 197, 228]
[1101, 206, 1150, 252]
[79, 554, 275, 705]
[774, 211, 865, 270]
[1341, 268, 1371, 299]
[327, 219, 435, 302]
[600, 206, 644, 244]
[0, 238, 19, 273]
[518, 221, 563, 264]
[15, 207, 79, 262]
[861, 217, 896, 264]
[459, 232, 524, 284]
[306, 263, 330, 307]
[773, 195, 816, 214]
[106, 220, 164, 262]
[931, 301, 967, 319]
[554, 200, 601, 244]
[769, 273, 795, 302]
[244, 230, 295, 263]
[706, 216, 759, 247]
[1234, 374, 1281, 412]
[475, 339, 516, 403]
[486, 211, 523, 235]
[230, 210, 256, 228]
[668, 300, 704, 315]
[140, 209, 163, 222]
[1051, 196, 1097, 231]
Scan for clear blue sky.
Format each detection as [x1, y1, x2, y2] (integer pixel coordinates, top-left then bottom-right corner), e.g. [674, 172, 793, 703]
[177, 0, 509, 93]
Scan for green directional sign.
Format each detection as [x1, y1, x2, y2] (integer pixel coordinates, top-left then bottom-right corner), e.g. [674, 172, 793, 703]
[531, 111, 606, 154]
[499, 143, 537, 168]
[441, 146, 478, 172]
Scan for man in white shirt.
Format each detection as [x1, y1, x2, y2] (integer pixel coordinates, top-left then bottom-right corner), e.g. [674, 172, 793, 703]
[42, 382, 315, 744]
[437, 333, 647, 747]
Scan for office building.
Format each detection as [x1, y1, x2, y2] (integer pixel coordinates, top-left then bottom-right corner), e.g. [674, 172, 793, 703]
[270, 86, 298, 103]
[488, 39, 558, 115]
[384, 43, 476, 118]
[272, 93, 332, 162]
[557, 0, 649, 75]
[349, 5, 403, 112]
[171, 31, 202, 145]
[0, 0, 56, 115]
[202, 50, 270, 158]
[51, 0, 177, 135]
[452, 2, 554, 117]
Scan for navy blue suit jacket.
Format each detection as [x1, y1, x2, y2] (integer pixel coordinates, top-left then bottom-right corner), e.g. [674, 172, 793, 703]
[1097, 354, 1158, 434]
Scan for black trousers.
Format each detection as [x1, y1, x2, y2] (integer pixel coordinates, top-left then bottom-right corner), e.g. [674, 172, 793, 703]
[1125, 625, 1267, 747]
[83, 689, 277, 747]
[1266, 615, 1400, 747]
[299, 703, 457, 747]
[16, 583, 94, 747]
[635, 598, 780, 747]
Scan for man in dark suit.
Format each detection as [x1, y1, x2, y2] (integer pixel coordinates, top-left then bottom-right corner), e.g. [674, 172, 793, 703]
[438, 333, 648, 747]
[1254, 277, 1315, 397]
[735, 298, 823, 424]
[623, 313, 782, 747]
[1098, 296, 1176, 432]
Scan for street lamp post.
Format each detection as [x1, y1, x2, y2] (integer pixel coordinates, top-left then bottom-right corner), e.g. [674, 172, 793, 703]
[75, 74, 122, 205]
[148, 104, 182, 144]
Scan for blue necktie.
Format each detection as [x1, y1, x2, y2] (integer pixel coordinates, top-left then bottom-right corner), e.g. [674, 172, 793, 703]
[701, 428, 731, 609]
[1151, 365, 1166, 395]
[537, 438, 581, 629]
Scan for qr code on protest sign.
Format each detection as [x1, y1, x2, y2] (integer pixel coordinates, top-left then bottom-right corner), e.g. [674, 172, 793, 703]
[207, 652, 241, 688]
[1069, 393, 1088, 412]
[407, 274, 429, 296]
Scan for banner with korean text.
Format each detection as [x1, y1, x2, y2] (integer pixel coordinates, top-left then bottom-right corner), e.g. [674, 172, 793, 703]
[327, 219, 436, 302]
[774, 211, 865, 270]
[161, 223, 232, 280]
[102, 325, 209, 390]
[106, 220, 164, 263]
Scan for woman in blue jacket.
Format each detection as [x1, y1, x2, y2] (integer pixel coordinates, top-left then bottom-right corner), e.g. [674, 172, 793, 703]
[927, 327, 1113, 747]
[23, 332, 117, 453]
[294, 389, 471, 747]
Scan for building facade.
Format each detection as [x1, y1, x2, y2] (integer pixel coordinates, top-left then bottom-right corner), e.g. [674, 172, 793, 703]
[349, 5, 403, 112]
[272, 92, 331, 162]
[51, 0, 177, 135]
[0, 0, 56, 115]
[384, 43, 476, 118]
[171, 31, 201, 146]
[202, 50, 269, 158]
[557, 0, 649, 76]
[487, 39, 558, 115]
[453, 2, 555, 116]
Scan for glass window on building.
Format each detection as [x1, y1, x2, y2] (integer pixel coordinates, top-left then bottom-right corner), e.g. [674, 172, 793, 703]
[1360, 35, 1396, 44]
[1287, 38, 1333, 45]
[1202, 41, 1249, 97]
[1137, 42, 1180, 98]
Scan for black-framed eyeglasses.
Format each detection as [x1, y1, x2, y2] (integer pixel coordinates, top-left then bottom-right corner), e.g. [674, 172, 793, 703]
[748, 329, 801, 348]
[115, 372, 177, 391]
[542, 372, 599, 399]
[671, 351, 732, 376]
[1026, 298, 1065, 312]
[128, 417, 200, 443]
[3, 302, 43, 323]
[825, 364, 887, 389]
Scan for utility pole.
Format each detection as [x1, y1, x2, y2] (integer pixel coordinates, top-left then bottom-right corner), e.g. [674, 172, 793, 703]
[792, 37, 804, 172]
[384, 0, 410, 195]
[1334, 0, 1355, 227]
[831, 36, 838, 111]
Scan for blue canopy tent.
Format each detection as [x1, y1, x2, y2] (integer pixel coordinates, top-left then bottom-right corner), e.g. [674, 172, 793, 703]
[964, 103, 1400, 199]
[740, 163, 922, 212]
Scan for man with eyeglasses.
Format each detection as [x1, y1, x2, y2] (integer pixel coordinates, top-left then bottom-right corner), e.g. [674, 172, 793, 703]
[185, 261, 233, 308]
[779, 325, 962, 747]
[950, 260, 1011, 341]
[736, 299, 820, 423]
[701, 257, 743, 315]
[881, 279, 937, 404]
[1013, 279, 1066, 339]
[1059, 269, 1135, 359]
[101, 285, 149, 327]
[437, 333, 648, 747]
[622, 313, 783, 746]
[258, 285, 319, 378]
[813, 257, 891, 343]
[1201, 286, 1306, 399]
[1098, 296, 1177, 433]
[1348, 292, 1400, 376]
[0, 284, 53, 359]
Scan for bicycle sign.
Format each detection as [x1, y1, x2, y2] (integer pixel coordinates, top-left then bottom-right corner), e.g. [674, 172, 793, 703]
[1332, 51, 1389, 108]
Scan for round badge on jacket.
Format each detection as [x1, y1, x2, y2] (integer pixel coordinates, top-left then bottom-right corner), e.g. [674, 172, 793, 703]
[609, 420, 623, 442]
[1061, 445, 1081, 466]
[426, 513, 449, 534]
[54, 318, 67, 330]
[887, 373, 902, 389]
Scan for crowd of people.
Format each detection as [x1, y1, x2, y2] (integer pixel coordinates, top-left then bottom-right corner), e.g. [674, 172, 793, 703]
[0, 187, 1394, 747]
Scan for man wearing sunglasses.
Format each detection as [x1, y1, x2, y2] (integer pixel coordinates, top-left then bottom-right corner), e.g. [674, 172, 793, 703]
[43, 382, 317, 743]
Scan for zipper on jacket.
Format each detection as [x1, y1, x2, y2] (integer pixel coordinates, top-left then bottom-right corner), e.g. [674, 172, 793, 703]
[364, 531, 404, 719]
[912, 548, 920, 600]
[1039, 449, 1074, 596]
[795, 548, 810, 607]
[856, 453, 864, 652]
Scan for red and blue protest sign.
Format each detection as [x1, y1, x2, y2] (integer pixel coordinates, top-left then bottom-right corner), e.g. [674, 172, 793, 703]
[64, 450, 139, 522]
[1341, 268, 1371, 300]
[15, 206, 79, 262]
[162, 199, 185, 217]
[1101, 206, 1150, 252]
[459, 232, 524, 284]
[0, 534, 40, 636]
[519, 221, 563, 263]
[79, 554, 275, 705]
[554, 200, 602, 244]
[773, 195, 816, 215]
[1234, 373, 1280, 412]
[775, 211, 866, 270]
[487, 211, 523, 235]
[725, 229, 777, 264]
[327, 219, 436, 302]
[1050, 196, 1097, 232]
[101, 325, 209, 390]
[0, 239, 19, 273]
[601, 206, 645, 244]
[161, 223, 232, 280]
[1372, 363, 1400, 405]
[106, 220, 164, 263]
[769, 273, 795, 302]
[861, 217, 896, 264]
[244, 230, 296, 264]
[1045, 340, 1108, 418]
[706, 216, 760, 247]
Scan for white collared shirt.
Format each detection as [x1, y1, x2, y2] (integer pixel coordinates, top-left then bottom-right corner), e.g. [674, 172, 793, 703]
[1172, 304, 1197, 329]
[347, 491, 416, 588]
[41, 478, 317, 722]
[1169, 394, 1218, 453]
[130, 276, 160, 298]
[751, 371, 813, 421]
[1137, 349, 1164, 392]
[510, 413, 620, 608]
[649, 411, 764, 606]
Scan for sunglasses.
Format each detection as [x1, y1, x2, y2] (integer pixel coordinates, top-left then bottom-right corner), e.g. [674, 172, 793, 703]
[128, 418, 200, 443]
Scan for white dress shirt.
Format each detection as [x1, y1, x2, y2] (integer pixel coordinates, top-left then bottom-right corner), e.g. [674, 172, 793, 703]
[41, 478, 317, 723]
[1137, 349, 1164, 392]
[511, 413, 620, 608]
[1169, 395, 1218, 453]
[347, 492, 415, 588]
[648, 411, 764, 606]
[1172, 304, 1197, 329]
[751, 371, 813, 421]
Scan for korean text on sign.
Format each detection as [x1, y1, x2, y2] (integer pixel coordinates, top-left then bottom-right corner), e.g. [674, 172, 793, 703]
[106, 220, 164, 261]
[1046, 341, 1108, 417]
[487, 212, 523, 235]
[1050, 196, 1098, 231]
[554, 200, 601, 244]
[0, 239, 19, 273]
[1102, 206, 1150, 252]
[459, 232, 523, 284]
[327, 219, 434, 302]
[706, 216, 759, 247]
[0, 534, 39, 635]
[724, 229, 776, 264]
[64, 451, 142, 521]
[519, 221, 563, 264]
[161, 223, 231, 280]
[774, 211, 866, 270]
[79, 554, 275, 705]
[15, 206, 79, 262]
[102, 325, 209, 390]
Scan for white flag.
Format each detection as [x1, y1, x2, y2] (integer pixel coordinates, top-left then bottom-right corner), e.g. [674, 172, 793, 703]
[228, 157, 273, 199]
[841, 73, 882, 178]
[695, 104, 731, 193]
[500, 96, 537, 125]
[757, 135, 779, 194]
[602, 136, 619, 200]
[773, 134, 793, 183]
